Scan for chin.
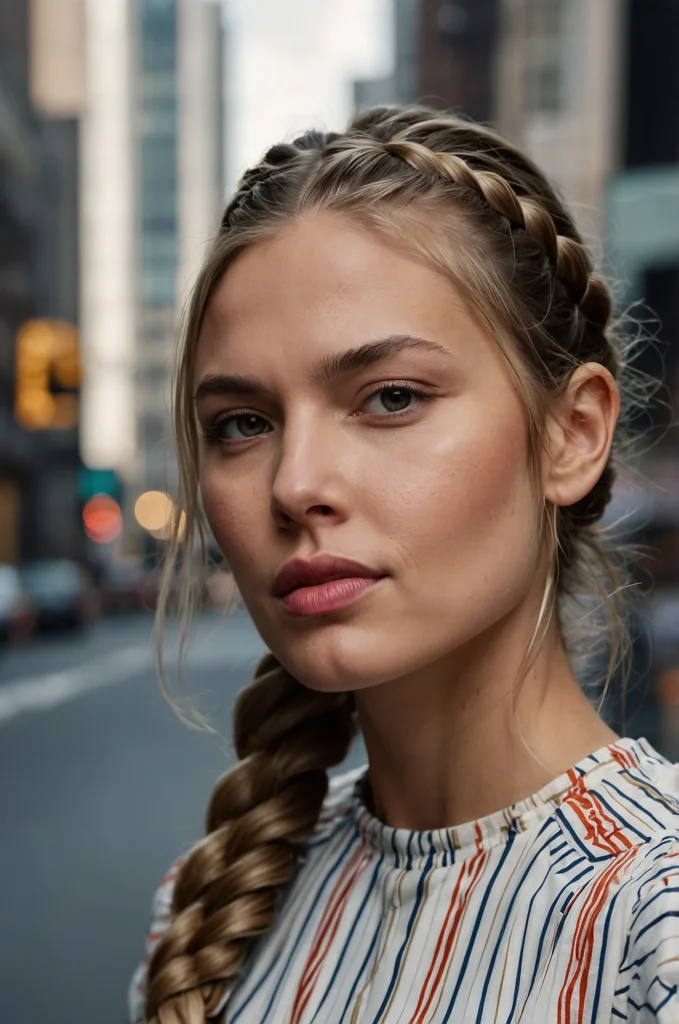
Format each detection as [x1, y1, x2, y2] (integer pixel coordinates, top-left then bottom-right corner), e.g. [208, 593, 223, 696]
[253, 614, 427, 694]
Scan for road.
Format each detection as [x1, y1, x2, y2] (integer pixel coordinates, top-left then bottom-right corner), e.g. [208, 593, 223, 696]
[0, 610, 367, 1024]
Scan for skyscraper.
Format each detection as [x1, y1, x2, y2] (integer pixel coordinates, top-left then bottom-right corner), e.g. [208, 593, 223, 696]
[79, 0, 226, 515]
[136, 0, 225, 495]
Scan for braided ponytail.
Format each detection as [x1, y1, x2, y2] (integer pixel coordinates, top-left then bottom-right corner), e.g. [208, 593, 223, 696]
[144, 654, 357, 1022]
[145, 102, 641, 1021]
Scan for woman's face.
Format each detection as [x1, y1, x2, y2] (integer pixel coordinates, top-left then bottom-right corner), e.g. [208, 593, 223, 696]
[194, 212, 541, 692]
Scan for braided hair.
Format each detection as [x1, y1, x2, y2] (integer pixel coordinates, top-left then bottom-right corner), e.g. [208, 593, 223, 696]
[144, 104, 636, 1022]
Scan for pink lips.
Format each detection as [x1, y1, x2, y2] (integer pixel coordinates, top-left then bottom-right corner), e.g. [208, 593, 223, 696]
[273, 554, 386, 617]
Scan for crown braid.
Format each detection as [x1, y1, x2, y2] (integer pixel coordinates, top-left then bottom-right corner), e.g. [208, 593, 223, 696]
[376, 133, 617, 527]
[365, 133, 622, 527]
[313, 120, 620, 528]
[321, 130, 616, 363]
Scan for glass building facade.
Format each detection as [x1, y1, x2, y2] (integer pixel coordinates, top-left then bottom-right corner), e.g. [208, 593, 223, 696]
[138, 0, 177, 312]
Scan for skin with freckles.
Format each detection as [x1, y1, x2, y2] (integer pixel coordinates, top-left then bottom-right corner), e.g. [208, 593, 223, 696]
[195, 211, 620, 832]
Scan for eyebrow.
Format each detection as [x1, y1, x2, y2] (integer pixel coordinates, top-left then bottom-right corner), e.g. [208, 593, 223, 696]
[193, 334, 453, 402]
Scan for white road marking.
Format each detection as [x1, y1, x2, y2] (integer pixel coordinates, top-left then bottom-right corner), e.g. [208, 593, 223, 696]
[0, 645, 152, 726]
[0, 621, 268, 727]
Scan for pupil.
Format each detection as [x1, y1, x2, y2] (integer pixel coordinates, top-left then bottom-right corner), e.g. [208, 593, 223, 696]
[383, 388, 410, 412]
[240, 415, 262, 436]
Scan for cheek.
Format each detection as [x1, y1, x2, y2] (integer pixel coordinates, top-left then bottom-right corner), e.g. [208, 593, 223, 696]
[200, 466, 260, 573]
[395, 405, 540, 606]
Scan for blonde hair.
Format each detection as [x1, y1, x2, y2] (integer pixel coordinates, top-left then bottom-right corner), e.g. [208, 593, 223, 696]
[144, 104, 643, 1022]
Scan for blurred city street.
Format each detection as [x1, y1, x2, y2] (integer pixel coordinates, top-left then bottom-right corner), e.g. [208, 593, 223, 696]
[0, 610, 256, 1023]
[0, 0, 677, 1021]
[0, 609, 349, 1024]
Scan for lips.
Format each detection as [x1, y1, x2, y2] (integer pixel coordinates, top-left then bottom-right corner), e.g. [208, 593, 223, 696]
[273, 554, 385, 598]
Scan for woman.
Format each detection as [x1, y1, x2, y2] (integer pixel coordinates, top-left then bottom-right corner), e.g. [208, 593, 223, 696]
[129, 104, 679, 1023]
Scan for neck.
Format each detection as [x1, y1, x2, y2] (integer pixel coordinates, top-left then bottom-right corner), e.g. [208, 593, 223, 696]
[353, 606, 618, 831]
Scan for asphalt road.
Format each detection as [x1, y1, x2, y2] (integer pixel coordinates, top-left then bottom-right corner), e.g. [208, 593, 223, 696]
[0, 610, 367, 1024]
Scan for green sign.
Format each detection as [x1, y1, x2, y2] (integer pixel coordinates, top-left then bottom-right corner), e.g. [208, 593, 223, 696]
[78, 466, 122, 503]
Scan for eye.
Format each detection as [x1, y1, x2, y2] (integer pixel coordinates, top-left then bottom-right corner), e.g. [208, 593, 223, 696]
[207, 412, 271, 442]
[362, 384, 430, 416]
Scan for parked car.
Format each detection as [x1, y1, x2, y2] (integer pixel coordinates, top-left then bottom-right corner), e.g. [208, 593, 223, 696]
[0, 565, 36, 643]
[20, 560, 99, 631]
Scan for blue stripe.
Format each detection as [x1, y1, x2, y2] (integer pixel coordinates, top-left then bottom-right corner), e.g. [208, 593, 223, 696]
[337, 917, 384, 1024]
[633, 859, 679, 913]
[502, 830, 567, 1024]
[309, 855, 384, 1022]
[440, 833, 516, 1021]
[634, 909, 679, 949]
[230, 825, 359, 1023]
[628, 885, 679, 938]
[472, 825, 558, 1022]
[555, 806, 615, 862]
[601, 778, 667, 831]
[367, 835, 437, 1024]
[589, 788, 652, 842]
[590, 857, 640, 1018]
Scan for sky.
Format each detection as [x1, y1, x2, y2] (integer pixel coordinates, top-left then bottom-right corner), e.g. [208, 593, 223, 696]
[222, 0, 394, 190]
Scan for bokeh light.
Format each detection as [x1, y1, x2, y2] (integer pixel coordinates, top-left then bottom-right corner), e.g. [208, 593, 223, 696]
[82, 494, 123, 544]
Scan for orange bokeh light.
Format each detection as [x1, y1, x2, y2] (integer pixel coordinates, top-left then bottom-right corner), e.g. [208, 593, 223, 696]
[82, 494, 123, 544]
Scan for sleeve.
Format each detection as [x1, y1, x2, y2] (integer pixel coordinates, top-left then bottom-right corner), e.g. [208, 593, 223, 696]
[617, 840, 679, 1022]
[128, 858, 184, 1024]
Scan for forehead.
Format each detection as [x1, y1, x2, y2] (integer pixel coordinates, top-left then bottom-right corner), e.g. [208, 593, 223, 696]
[196, 212, 476, 373]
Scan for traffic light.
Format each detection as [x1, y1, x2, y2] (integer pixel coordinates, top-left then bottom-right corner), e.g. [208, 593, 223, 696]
[14, 319, 82, 429]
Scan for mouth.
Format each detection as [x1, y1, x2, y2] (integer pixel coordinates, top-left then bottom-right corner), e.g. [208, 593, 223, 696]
[272, 553, 387, 616]
[273, 554, 385, 599]
[278, 574, 387, 617]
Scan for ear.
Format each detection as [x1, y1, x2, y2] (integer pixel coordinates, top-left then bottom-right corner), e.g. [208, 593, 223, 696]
[542, 362, 620, 508]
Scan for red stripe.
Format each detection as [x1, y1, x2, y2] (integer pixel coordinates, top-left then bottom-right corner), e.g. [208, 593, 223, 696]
[289, 847, 368, 1024]
[557, 847, 638, 1023]
[563, 778, 632, 856]
[408, 861, 470, 1024]
[410, 845, 489, 1024]
[610, 743, 635, 770]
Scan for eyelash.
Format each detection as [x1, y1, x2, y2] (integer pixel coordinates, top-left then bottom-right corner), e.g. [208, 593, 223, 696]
[199, 381, 434, 446]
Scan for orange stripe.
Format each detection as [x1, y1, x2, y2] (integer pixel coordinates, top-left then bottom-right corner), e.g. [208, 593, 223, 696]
[558, 855, 622, 1022]
[410, 846, 489, 1024]
[610, 744, 634, 770]
[289, 848, 368, 1024]
[563, 780, 632, 856]
[557, 847, 637, 1023]
[584, 790, 633, 854]
[575, 848, 639, 1021]
[296, 849, 366, 996]
[407, 861, 470, 1024]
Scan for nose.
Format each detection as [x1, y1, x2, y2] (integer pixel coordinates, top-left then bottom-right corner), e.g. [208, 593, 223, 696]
[270, 413, 349, 529]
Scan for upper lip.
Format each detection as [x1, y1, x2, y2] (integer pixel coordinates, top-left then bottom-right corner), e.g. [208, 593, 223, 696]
[273, 554, 385, 598]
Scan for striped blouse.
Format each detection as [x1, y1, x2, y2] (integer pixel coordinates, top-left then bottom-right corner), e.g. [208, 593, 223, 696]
[129, 736, 679, 1023]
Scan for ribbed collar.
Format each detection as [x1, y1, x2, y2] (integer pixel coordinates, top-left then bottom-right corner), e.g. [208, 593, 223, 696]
[350, 736, 660, 869]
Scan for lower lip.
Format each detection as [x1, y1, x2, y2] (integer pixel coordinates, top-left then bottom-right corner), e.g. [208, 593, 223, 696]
[280, 576, 385, 616]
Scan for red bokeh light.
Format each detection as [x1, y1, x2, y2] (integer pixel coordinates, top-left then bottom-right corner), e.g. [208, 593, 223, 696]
[82, 494, 123, 544]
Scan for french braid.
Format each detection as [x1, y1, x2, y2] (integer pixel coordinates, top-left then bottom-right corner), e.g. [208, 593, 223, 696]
[314, 119, 619, 530]
[360, 130, 618, 529]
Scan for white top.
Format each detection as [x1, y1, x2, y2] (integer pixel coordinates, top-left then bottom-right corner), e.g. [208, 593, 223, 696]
[130, 736, 679, 1022]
